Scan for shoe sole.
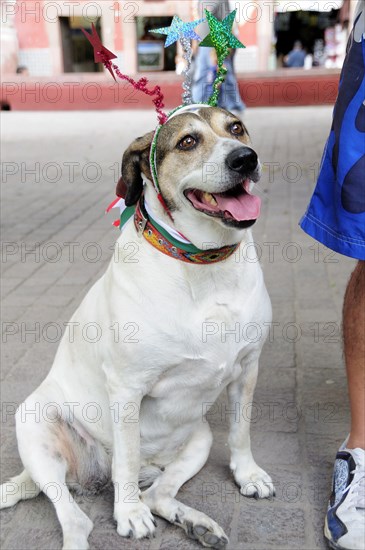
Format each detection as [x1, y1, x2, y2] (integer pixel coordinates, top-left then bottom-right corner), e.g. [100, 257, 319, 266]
[324, 518, 348, 550]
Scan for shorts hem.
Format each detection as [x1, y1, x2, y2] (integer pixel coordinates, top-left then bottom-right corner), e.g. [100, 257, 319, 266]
[300, 214, 365, 261]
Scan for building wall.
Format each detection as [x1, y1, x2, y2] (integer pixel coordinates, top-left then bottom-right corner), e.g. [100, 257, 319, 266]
[2, 0, 192, 76]
[119, 0, 191, 73]
[14, 0, 116, 75]
[1, 0, 359, 76]
[1, 0, 19, 73]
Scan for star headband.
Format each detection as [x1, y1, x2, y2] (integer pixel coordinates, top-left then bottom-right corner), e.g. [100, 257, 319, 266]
[82, 9, 245, 122]
[150, 9, 245, 108]
[85, 10, 245, 220]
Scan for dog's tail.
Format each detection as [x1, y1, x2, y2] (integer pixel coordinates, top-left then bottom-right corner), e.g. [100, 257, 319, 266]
[0, 470, 40, 509]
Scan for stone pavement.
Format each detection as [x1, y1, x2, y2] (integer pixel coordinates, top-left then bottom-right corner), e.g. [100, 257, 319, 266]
[0, 107, 357, 550]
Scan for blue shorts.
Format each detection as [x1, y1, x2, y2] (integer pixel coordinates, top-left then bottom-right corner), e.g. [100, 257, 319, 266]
[300, 7, 365, 260]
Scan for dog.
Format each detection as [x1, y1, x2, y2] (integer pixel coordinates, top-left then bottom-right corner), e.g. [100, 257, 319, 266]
[0, 105, 274, 549]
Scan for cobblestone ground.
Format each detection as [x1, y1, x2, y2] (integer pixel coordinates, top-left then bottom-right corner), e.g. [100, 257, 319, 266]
[1, 107, 356, 550]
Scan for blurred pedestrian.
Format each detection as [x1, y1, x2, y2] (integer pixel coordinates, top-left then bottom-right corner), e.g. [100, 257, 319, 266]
[284, 41, 306, 68]
[300, 2, 365, 549]
[16, 66, 29, 76]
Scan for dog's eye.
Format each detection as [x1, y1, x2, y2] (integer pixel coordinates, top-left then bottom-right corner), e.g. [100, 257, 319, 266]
[230, 122, 244, 136]
[178, 135, 197, 150]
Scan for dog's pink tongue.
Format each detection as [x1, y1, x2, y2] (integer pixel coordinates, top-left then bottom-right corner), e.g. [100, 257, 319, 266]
[212, 192, 261, 221]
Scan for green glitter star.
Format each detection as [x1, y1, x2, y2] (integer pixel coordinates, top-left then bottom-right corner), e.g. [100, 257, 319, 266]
[199, 9, 245, 53]
[199, 9, 245, 107]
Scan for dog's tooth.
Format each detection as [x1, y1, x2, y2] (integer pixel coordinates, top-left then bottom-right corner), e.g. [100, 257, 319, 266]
[202, 192, 217, 206]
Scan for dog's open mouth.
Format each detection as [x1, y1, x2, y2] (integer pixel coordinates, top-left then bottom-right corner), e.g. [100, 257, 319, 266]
[185, 179, 261, 226]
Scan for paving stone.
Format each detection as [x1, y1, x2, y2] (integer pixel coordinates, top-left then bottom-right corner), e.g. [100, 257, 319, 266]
[305, 434, 346, 469]
[89, 529, 154, 550]
[236, 504, 306, 549]
[262, 465, 303, 507]
[1, 526, 62, 550]
[297, 336, 345, 371]
[260, 337, 296, 369]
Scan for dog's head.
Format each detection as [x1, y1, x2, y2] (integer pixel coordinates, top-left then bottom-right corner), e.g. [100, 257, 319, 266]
[118, 106, 262, 247]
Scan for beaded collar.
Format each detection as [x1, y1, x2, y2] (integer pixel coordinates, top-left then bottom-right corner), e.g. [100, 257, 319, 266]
[119, 197, 239, 265]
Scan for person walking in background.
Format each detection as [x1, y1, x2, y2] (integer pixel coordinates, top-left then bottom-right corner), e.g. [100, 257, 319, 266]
[191, 44, 217, 102]
[300, 2, 365, 549]
[220, 49, 246, 115]
[191, 0, 246, 116]
[284, 40, 306, 68]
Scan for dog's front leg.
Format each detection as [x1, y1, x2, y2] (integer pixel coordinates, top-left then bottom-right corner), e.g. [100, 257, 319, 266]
[227, 354, 275, 499]
[107, 384, 156, 540]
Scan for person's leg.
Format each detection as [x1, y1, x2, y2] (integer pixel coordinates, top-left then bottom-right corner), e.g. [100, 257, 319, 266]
[191, 48, 214, 104]
[324, 260, 365, 550]
[343, 260, 365, 450]
[218, 57, 246, 113]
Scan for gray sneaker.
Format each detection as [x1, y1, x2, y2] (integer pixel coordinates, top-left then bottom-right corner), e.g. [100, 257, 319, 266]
[324, 447, 365, 549]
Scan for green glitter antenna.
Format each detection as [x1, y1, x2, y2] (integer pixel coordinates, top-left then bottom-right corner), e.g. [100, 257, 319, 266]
[199, 9, 246, 107]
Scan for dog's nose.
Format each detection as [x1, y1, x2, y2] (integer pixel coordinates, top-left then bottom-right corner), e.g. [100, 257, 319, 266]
[226, 147, 258, 174]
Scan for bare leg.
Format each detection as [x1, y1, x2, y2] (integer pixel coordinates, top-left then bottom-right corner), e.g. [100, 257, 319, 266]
[324, 261, 365, 549]
[343, 260, 365, 450]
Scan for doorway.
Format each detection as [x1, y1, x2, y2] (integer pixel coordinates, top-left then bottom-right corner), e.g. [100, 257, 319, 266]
[60, 17, 103, 73]
[136, 16, 176, 72]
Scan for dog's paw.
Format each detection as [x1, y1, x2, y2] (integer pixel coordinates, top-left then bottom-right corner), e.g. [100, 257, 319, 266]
[115, 501, 156, 539]
[231, 459, 275, 499]
[174, 506, 229, 548]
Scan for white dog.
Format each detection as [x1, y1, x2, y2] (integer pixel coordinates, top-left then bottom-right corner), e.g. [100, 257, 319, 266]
[0, 105, 274, 549]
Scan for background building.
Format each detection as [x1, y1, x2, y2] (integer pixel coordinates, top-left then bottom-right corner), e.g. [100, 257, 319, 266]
[2, 0, 357, 76]
[0, 0, 359, 109]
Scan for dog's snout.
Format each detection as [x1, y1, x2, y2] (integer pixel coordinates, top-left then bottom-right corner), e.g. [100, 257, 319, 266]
[226, 147, 258, 175]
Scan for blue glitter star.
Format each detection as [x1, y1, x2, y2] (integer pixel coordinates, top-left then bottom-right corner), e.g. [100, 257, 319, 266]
[150, 15, 205, 48]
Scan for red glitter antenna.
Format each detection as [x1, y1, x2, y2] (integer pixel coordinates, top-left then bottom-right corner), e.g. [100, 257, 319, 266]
[82, 24, 168, 125]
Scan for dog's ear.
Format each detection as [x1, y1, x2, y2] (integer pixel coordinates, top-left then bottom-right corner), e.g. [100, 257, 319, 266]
[120, 131, 154, 206]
